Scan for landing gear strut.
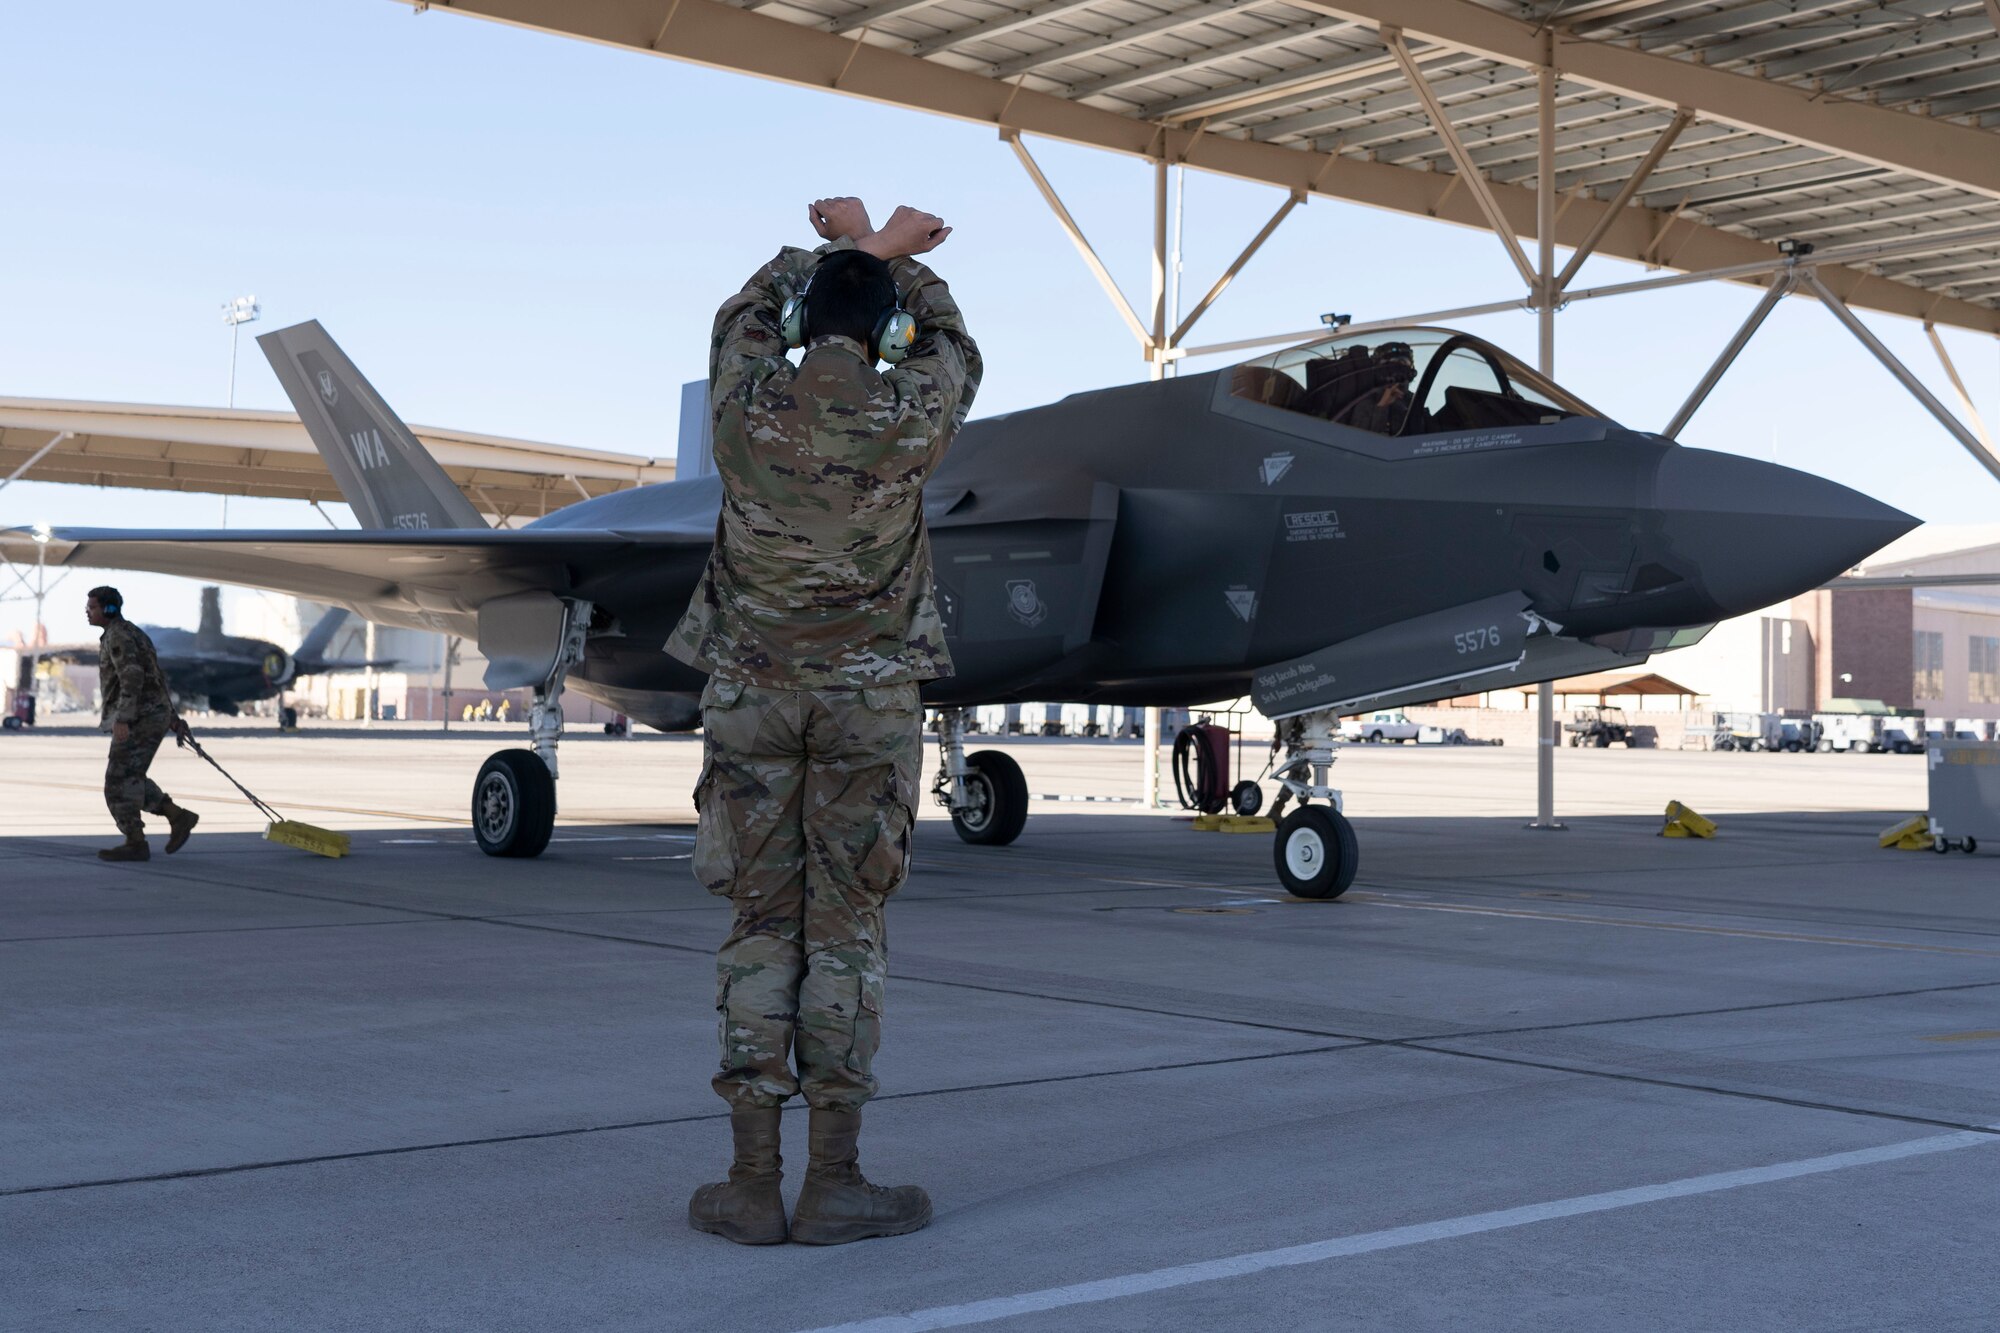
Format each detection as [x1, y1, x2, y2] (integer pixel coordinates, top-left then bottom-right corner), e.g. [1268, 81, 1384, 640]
[473, 598, 590, 859]
[934, 707, 1028, 846]
[1267, 709, 1359, 899]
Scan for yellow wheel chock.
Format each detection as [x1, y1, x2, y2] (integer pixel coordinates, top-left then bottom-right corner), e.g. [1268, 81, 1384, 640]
[1659, 800, 1717, 839]
[1191, 813, 1279, 833]
[1878, 815, 1932, 852]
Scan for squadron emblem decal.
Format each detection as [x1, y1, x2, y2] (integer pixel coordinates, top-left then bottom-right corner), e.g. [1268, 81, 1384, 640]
[1006, 579, 1048, 629]
[1260, 452, 1294, 486]
[317, 370, 338, 404]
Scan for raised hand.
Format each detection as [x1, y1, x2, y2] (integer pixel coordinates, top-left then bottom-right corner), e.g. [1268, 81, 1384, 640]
[858, 206, 951, 260]
[810, 197, 873, 243]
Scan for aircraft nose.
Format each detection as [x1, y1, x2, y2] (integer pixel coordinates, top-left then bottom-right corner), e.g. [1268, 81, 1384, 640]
[1654, 447, 1918, 619]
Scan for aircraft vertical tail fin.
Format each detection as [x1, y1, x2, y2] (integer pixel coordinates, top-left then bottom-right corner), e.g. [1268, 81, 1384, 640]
[196, 586, 223, 649]
[258, 320, 488, 532]
[293, 607, 352, 667]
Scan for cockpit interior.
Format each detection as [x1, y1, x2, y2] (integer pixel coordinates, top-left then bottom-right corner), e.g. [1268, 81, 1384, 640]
[1230, 328, 1607, 437]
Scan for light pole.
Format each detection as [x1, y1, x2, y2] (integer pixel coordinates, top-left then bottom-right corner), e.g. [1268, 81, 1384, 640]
[221, 296, 260, 529]
[222, 295, 261, 408]
[3, 524, 67, 724]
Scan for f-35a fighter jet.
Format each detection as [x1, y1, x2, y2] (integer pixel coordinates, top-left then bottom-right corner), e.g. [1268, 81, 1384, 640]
[31, 586, 390, 717]
[1, 321, 1913, 894]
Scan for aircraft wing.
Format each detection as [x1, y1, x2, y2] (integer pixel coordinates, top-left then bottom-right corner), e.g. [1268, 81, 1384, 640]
[0, 526, 702, 639]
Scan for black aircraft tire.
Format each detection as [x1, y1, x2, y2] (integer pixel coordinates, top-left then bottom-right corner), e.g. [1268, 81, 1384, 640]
[1274, 806, 1358, 900]
[951, 750, 1028, 847]
[474, 750, 556, 859]
[1229, 780, 1264, 817]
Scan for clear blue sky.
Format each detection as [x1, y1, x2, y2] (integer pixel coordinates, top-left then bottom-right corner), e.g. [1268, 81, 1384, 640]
[3, 0, 1996, 644]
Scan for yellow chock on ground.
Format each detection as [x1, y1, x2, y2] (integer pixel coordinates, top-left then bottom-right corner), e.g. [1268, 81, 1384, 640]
[1878, 814, 1931, 852]
[181, 733, 352, 860]
[1660, 800, 1717, 839]
[265, 820, 352, 859]
[1191, 813, 1279, 834]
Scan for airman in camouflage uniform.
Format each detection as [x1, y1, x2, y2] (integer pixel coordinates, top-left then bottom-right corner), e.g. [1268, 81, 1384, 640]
[88, 586, 198, 862]
[670, 199, 979, 1247]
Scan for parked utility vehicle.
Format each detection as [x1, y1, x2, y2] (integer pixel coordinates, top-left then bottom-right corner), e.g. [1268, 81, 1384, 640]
[1564, 705, 1632, 747]
[1339, 710, 1420, 743]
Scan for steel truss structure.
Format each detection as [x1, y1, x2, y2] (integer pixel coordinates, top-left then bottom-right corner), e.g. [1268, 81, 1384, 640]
[403, 0, 2000, 823]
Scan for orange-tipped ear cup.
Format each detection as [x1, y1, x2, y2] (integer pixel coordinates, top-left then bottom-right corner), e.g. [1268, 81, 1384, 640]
[875, 308, 917, 364]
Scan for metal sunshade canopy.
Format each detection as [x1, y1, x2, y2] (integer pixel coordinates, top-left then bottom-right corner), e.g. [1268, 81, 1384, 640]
[401, 0, 2000, 343]
[0, 398, 675, 524]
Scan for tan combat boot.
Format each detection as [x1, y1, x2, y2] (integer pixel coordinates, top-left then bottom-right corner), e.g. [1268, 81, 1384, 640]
[789, 1108, 932, 1245]
[98, 836, 150, 862]
[687, 1108, 787, 1245]
[164, 805, 200, 855]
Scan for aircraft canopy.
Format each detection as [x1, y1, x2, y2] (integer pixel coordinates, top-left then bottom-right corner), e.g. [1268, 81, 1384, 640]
[1230, 327, 1608, 438]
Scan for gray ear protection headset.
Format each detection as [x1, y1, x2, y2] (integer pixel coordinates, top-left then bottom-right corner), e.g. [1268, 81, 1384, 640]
[780, 265, 918, 365]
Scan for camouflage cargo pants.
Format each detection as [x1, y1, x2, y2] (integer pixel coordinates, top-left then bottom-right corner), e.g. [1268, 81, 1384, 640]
[105, 713, 175, 840]
[694, 677, 921, 1113]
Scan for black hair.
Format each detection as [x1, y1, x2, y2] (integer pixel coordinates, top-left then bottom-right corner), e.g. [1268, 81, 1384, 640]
[88, 585, 124, 615]
[804, 249, 896, 348]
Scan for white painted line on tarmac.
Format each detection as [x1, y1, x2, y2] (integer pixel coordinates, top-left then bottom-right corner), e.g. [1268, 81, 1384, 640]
[1345, 895, 2000, 958]
[794, 1126, 2000, 1333]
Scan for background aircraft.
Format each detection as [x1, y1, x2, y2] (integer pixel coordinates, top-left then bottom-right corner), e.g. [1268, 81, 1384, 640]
[0, 320, 1914, 895]
[28, 586, 392, 717]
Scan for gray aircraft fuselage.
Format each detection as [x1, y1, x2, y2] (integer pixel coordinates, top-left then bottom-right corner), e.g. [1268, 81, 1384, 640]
[534, 350, 1911, 728]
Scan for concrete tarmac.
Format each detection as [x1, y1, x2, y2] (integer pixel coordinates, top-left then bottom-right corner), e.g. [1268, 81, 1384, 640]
[3, 727, 1997, 1331]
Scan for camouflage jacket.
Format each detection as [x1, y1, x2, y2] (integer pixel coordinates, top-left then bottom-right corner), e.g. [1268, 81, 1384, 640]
[99, 618, 174, 730]
[666, 239, 982, 689]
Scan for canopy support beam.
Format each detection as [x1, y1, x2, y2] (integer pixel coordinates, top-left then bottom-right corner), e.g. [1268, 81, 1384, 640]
[0, 431, 71, 495]
[1663, 270, 1797, 439]
[1180, 222, 2000, 361]
[1385, 26, 1539, 293]
[1004, 129, 1154, 353]
[1169, 189, 1305, 349]
[1804, 270, 2000, 485]
[1553, 108, 1692, 294]
[1923, 324, 1994, 452]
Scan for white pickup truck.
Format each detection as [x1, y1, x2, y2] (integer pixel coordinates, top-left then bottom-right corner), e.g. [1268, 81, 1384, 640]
[1339, 710, 1420, 743]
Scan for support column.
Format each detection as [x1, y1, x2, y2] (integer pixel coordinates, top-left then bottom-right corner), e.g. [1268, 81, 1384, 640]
[363, 619, 379, 727]
[1144, 161, 1168, 802]
[1531, 53, 1564, 832]
[1150, 158, 1168, 382]
[1143, 706, 1161, 808]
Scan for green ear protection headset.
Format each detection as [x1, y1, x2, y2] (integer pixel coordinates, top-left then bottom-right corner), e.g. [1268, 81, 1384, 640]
[781, 264, 919, 365]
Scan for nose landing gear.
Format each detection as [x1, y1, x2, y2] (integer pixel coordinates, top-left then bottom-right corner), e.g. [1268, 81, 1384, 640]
[934, 707, 1028, 845]
[1267, 709, 1358, 899]
[472, 598, 589, 858]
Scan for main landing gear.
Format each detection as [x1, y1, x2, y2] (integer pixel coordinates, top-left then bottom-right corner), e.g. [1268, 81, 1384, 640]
[933, 707, 1028, 846]
[1266, 709, 1359, 899]
[473, 599, 590, 859]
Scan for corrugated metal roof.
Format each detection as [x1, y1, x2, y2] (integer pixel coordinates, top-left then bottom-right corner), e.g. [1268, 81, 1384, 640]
[591, 0, 2000, 326]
